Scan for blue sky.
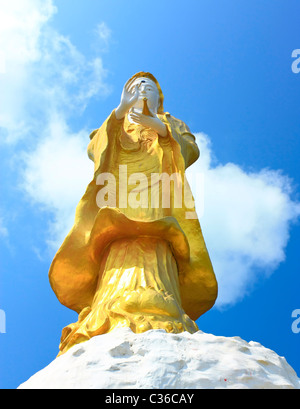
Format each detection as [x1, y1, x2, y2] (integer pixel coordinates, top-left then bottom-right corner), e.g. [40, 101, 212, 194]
[0, 0, 300, 389]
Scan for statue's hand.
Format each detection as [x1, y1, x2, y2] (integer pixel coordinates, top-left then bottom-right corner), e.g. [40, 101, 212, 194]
[129, 112, 168, 137]
[115, 78, 140, 120]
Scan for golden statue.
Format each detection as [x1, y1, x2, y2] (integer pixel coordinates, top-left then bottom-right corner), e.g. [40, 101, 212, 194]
[49, 72, 218, 355]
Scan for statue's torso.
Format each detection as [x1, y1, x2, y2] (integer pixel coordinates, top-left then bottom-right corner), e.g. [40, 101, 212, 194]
[113, 115, 169, 221]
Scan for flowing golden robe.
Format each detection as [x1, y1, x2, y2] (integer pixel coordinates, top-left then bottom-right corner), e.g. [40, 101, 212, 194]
[49, 110, 218, 355]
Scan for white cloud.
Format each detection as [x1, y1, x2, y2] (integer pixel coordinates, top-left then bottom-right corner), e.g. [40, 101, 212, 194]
[0, 0, 56, 141]
[0, 0, 111, 144]
[21, 115, 94, 250]
[96, 22, 112, 47]
[0, 0, 56, 64]
[0, 217, 9, 238]
[187, 133, 300, 308]
[0, 0, 112, 251]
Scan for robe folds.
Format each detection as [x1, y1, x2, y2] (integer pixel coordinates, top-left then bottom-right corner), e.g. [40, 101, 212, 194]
[49, 110, 218, 353]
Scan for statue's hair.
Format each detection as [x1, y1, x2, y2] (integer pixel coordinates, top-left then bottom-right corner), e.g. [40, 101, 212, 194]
[128, 72, 165, 114]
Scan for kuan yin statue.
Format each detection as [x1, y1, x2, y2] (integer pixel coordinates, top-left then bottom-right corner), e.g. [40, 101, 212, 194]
[49, 72, 218, 355]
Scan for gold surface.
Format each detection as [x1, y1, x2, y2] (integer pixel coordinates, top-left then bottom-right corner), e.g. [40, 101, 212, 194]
[49, 72, 218, 355]
[142, 98, 153, 117]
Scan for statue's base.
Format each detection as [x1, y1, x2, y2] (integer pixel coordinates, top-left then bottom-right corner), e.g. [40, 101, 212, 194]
[18, 328, 300, 389]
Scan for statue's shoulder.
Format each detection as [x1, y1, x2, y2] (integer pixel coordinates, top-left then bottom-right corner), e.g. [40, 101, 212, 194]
[159, 112, 179, 123]
[89, 129, 99, 141]
[159, 113, 192, 135]
[89, 110, 121, 141]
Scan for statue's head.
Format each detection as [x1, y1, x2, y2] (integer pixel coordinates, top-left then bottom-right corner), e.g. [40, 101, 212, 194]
[128, 72, 165, 114]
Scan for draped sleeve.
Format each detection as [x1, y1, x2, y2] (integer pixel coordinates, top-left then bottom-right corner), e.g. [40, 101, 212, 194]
[159, 113, 199, 169]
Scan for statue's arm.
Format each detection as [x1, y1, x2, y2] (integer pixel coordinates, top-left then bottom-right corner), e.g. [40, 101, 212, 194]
[162, 114, 200, 168]
[129, 112, 168, 137]
[180, 128, 200, 168]
[87, 110, 124, 163]
[87, 135, 95, 162]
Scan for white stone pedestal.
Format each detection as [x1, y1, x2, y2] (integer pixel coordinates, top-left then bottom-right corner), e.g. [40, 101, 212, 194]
[18, 328, 300, 389]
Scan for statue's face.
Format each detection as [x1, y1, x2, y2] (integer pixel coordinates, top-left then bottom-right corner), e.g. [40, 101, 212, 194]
[129, 77, 160, 113]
